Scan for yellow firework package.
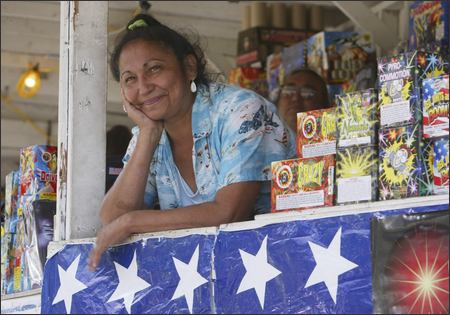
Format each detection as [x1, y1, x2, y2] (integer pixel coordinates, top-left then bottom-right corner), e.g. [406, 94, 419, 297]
[296, 108, 337, 158]
[336, 88, 379, 148]
[336, 145, 378, 204]
[378, 124, 420, 200]
[271, 156, 335, 212]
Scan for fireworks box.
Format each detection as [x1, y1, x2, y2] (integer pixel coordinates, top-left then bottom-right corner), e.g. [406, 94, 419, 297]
[306, 31, 376, 84]
[19, 145, 58, 200]
[297, 107, 337, 158]
[271, 156, 335, 212]
[377, 50, 448, 128]
[228, 66, 268, 98]
[378, 124, 421, 200]
[408, 0, 449, 53]
[422, 74, 449, 138]
[336, 88, 379, 148]
[4, 220, 30, 294]
[266, 52, 284, 102]
[4, 170, 20, 234]
[433, 136, 449, 194]
[418, 137, 435, 196]
[281, 40, 307, 78]
[236, 26, 313, 67]
[336, 145, 378, 204]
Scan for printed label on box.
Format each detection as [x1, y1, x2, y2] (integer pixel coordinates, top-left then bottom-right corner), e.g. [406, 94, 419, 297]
[276, 190, 325, 210]
[380, 100, 411, 126]
[302, 140, 337, 158]
[337, 176, 372, 203]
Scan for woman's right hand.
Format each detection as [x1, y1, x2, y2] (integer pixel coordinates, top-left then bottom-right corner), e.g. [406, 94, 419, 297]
[121, 88, 163, 135]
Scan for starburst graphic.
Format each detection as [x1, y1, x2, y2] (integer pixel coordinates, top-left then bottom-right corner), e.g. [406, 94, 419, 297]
[337, 148, 376, 178]
[384, 225, 449, 314]
[380, 138, 416, 186]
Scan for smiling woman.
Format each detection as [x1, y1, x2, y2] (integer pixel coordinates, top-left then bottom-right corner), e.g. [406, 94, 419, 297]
[88, 13, 297, 270]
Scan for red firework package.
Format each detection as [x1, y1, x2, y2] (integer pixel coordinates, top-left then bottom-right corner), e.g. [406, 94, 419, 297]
[271, 156, 335, 212]
[296, 108, 337, 158]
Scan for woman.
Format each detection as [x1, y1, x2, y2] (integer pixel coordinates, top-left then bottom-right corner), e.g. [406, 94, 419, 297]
[89, 14, 295, 270]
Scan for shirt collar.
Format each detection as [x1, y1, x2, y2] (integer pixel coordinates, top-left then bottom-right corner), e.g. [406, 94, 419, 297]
[191, 84, 213, 140]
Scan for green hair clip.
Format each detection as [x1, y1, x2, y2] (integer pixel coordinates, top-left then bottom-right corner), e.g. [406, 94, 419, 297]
[128, 19, 148, 31]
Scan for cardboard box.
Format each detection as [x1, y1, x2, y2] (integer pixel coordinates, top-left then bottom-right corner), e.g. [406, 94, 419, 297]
[236, 27, 313, 67]
[378, 124, 420, 200]
[271, 156, 335, 212]
[307, 31, 376, 84]
[433, 136, 449, 194]
[418, 137, 435, 196]
[19, 145, 58, 200]
[377, 50, 448, 128]
[422, 74, 449, 138]
[408, 0, 449, 52]
[336, 88, 379, 148]
[228, 66, 268, 98]
[336, 145, 378, 204]
[297, 107, 337, 158]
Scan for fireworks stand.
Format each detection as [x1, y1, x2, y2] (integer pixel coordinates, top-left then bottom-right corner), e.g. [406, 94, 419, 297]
[1, 1, 448, 314]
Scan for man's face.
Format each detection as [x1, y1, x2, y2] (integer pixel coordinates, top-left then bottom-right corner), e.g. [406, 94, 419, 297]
[283, 71, 329, 113]
[276, 70, 330, 131]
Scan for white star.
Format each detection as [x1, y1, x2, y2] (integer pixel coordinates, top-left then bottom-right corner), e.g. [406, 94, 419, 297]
[305, 227, 358, 304]
[237, 235, 281, 309]
[107, 250, 151, 314]
[52, 254, 88, 313]
[171, 244, 208, 314]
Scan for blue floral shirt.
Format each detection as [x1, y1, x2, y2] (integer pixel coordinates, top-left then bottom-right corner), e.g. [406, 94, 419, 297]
[123, 83, 296, 214]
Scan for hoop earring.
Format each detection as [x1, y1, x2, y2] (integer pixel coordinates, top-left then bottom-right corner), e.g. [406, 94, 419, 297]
[190, 80, 197, 93]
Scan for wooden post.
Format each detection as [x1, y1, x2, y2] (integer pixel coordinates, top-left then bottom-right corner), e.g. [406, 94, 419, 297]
[56, 1, 107, 240]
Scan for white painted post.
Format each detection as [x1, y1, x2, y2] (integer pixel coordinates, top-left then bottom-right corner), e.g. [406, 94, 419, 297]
[56, 1, 108, 240]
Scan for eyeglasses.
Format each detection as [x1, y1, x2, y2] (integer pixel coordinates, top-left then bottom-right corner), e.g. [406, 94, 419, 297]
[280, 85, 318, 99]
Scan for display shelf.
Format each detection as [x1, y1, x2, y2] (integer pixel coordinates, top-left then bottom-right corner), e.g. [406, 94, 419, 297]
[255, 194, 449, 223]
[1, 288, 41, 314]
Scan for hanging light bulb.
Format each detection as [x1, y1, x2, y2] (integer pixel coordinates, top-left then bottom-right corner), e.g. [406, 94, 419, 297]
[16, 63, 41, 98]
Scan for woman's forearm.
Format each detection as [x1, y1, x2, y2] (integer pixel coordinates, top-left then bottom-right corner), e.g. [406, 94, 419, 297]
[100, 128, 160, 224]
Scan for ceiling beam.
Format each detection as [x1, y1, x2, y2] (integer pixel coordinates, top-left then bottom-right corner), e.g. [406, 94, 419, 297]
[331, 1, 399, 52]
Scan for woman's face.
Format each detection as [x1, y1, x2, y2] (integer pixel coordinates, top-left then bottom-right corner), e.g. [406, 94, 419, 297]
[118, 39, 195, 122]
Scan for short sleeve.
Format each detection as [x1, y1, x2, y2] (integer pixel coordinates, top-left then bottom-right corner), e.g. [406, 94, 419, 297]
[122, 126, 158, 208]
[216, 90, 294, 189]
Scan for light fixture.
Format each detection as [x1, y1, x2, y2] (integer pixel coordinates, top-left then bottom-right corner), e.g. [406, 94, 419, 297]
[16, 63, 41, 99]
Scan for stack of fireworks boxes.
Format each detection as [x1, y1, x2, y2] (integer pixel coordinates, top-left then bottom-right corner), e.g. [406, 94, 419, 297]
[377, 50, 448, 199]
[1, 145, 57, 294]
[271, 108, 336, 212]
[335, 88, 379, 204]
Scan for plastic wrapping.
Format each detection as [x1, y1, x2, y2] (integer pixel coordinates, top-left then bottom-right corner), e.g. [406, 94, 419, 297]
[41, 234, 215, 314]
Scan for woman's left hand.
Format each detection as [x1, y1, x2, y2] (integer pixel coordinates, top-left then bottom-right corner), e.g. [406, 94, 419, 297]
[88, 213, 132, 271]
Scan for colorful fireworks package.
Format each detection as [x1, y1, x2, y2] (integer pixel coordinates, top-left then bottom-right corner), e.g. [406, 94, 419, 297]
[417, 137, 435, 196]
[422, 74, 449, 138]
[296, 108, 337, 158]
[377, 50, 448, 128]
[408, 0, 449, 53]
[336, 88, 379, 148]
[433, 136, 449, 194]
[306, 31, 376, 84]
[19, 145, 58, 200]
[4, 170, 20, 234]
[336, 145, 378, 204]
[271, 156, 335, 212]
[378, 125, 420, 200]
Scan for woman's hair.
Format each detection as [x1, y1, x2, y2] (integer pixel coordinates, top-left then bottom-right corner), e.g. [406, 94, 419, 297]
[110, 14, 209, 88]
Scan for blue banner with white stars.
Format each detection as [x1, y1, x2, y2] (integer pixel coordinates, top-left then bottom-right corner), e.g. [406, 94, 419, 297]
[41, 233, 215, 314]
[41, 203, 447, 314]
